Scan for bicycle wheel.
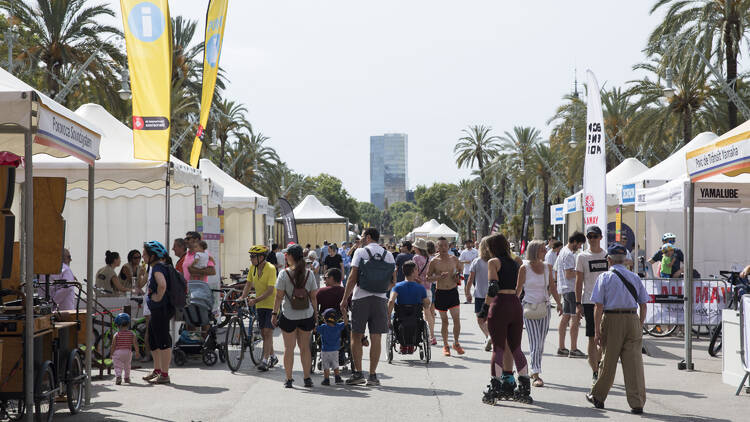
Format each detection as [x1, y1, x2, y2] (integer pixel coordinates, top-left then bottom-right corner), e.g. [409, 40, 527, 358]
[708, 325, 723, 357]
[2, 399, 25, 421]
[647, 325, 677, 337]
[34, 361, 55, 422]
[66, 350, 85, 414]
[309, 333, 318, 374]
[225, 317, 246, 372]
[248, 316, 264, 366]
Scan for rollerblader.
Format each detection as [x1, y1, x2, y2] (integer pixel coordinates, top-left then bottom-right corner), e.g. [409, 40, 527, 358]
[479, 233, 533, 405]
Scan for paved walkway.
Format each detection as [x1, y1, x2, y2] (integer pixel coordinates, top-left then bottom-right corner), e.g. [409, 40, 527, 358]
[60, 295, 746, 421]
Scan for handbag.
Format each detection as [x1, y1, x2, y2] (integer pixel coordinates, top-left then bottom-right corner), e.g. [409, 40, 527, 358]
[523, 264, 549, 320]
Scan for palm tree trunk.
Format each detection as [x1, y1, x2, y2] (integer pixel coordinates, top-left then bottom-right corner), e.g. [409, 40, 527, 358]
[498, 178, 506, 225]
[219, 135, 226, 169]
[683, 109, 692, 146]
[726, 3, 739, 129]
[543, 178, 550, 238]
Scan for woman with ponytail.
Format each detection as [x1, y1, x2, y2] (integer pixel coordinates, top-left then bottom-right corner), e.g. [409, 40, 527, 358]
[272, 244, 319, 388]
[95, 251, 123, 296]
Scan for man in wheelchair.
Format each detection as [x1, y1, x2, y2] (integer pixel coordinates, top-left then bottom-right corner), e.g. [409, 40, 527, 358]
[388, 261, 431, 354]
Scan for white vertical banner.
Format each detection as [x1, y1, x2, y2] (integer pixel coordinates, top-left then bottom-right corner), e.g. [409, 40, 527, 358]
[583, 69, 607, 239]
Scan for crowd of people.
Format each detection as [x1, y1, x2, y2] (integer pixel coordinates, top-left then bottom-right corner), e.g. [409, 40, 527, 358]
[41, 220, 682, 415]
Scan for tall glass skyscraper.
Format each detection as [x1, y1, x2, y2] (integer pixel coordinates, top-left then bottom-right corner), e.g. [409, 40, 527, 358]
[370, 133, 408, 209]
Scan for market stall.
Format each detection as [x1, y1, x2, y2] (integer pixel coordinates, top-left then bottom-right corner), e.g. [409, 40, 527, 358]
[0, 67, 102, 414]
[427, 223, 459, 240]
[563, 157, 649, 243]
[198, 158, 269, 277]
[412, 219, 440, 239]
[31, 104, 202, 278]
[275, 195, 347, 246]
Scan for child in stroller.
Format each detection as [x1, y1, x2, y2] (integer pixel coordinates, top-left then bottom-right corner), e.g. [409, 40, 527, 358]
[173, 281, 224, 366]
[386, 261, 432, 363]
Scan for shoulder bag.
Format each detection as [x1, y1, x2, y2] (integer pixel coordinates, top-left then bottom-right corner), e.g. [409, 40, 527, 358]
[523, 264, 549, 320]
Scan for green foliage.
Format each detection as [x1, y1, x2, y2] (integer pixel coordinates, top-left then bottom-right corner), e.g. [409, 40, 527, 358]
[305, 174, 360, 223]
[357, 202, 382, 229]
[414, 183, 459, 221]
[392, 211, 421, 239]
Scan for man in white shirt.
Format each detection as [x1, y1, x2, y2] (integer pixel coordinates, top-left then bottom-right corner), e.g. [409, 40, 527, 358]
[576, 225, 609, 382]
[557, 231, 587, 358]
[340, 228, 396, 387]
[459, 239, 479, 303]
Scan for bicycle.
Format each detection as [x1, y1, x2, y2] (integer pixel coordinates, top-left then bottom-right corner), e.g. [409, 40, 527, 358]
[223, 298, 264, 372]
[708, 270, 750, 357]
[92, 297, 148, 358]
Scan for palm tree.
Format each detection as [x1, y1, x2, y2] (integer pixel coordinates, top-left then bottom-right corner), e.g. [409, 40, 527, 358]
[454, 125, 501, 236]
[211, 99, 248, 169]
[628, 52, 711, 154]
[0, 0, 123, 103]
[225, 125, 281, 192]
[648, 0, 750, 129]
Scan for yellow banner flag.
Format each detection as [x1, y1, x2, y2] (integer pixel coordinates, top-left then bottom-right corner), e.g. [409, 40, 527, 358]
[121, 0, 172, 161]
[190, 0, 229, 167]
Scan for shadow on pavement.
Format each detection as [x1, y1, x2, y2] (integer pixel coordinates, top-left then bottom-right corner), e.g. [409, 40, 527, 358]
[297, 386, 370, 398]
[605, 407, 732, 422]
[544, 382, 625, 397]
[513, 400, 609, 419]
[167, 383, 230, 394]
[377, 385, 462, 396]
[612, 384, 706, 399]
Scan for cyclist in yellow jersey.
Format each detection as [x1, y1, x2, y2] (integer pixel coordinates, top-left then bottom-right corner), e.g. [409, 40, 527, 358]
[240, 245, 278, 371]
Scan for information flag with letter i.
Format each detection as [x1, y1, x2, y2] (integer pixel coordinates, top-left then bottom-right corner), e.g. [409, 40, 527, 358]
[121, 0, 172, 161]
[190, 0, 229, 167]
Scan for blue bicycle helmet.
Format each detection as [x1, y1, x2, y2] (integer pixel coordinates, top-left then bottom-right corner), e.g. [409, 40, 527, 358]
[143, 240, 169, 258]
[114, 313, 130, 326]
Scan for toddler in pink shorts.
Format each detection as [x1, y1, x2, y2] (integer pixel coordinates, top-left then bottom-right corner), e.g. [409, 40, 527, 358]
[111, 313, 140, 384]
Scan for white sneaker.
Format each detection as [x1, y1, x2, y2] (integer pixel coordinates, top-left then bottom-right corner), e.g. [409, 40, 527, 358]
[485, 337, 493, 352]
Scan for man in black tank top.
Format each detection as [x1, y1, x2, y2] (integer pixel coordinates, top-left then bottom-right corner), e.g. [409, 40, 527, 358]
[427, 237, 465, 356]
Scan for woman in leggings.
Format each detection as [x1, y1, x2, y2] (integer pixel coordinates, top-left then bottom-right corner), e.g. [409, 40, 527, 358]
[480, 233, 532, 403]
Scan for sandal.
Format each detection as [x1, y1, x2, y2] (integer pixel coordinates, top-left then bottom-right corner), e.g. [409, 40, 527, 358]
[442, 345, 451, 356]
[532, 375, 544, 387]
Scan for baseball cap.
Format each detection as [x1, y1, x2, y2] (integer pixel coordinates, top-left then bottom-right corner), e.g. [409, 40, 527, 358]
[606, 243, 627, 256]
[586, 226, 602, 237]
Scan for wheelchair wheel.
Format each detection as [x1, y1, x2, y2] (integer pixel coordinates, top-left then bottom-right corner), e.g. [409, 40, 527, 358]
[387, 331, 394, 363]
[422, 321, 431, 364]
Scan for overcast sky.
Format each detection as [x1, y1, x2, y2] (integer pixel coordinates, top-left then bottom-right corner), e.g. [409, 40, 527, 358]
[106, 1, 668, 202]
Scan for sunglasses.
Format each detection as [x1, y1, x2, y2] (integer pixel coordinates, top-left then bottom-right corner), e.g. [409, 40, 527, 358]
[586, 234, 601, 239]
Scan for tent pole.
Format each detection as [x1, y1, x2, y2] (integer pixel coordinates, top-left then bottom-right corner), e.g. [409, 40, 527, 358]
[165, 160, 171, 248]
[634, 207, 639, 265]
[23, 125, 34, 422]
[252, 198, 257, 245]
[684, 182, 695, 371]
[85, 163, 94, 404]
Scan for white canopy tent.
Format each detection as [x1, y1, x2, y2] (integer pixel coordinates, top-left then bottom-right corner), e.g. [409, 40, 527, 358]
[199, 158, 269, 276]
[29, 104, 203, 277]
[564, 158, 649, 242]
[412, 219, 440, 237]
[0, 67, 102, 407]
[428, 223, 459, 239]
[276, 195, 347, 246]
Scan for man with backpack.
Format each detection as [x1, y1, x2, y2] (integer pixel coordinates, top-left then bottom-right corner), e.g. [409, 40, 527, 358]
[340, 228, 396, 386]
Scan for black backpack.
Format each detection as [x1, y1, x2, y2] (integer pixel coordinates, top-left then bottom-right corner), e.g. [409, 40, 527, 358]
[165, 264, 188, 310]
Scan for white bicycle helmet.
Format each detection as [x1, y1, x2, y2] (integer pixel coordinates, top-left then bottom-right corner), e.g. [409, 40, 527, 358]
[662, 232, 676, 242]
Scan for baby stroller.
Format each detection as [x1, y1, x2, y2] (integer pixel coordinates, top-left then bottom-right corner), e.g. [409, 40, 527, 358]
[387, 304, 431, 364]
[173, 281, 224, 366]
[310, 310, 352, 373]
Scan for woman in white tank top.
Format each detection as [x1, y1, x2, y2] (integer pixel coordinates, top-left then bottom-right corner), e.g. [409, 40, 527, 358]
[516, 240, 563, 387]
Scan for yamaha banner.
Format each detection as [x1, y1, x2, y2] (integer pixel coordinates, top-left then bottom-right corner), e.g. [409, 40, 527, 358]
[278, 198, 298, 246]
[190, 0, 229, 167]
[121, 0, 172, 161]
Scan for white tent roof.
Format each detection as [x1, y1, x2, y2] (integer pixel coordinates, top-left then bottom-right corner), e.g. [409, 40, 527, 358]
[623, 132, 718, 187]
[0, 67, 101, 162]
[569, 157, 649, 206]
[428, 223, 458, 238]
[199, 158, 267, 210]
[413, 219, 440, 235]
[291, 195, 346, 222]
[28, 103, 201, 189]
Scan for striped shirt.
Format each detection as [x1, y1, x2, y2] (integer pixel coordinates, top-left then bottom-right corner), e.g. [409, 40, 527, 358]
[113, 329, 134, 351]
